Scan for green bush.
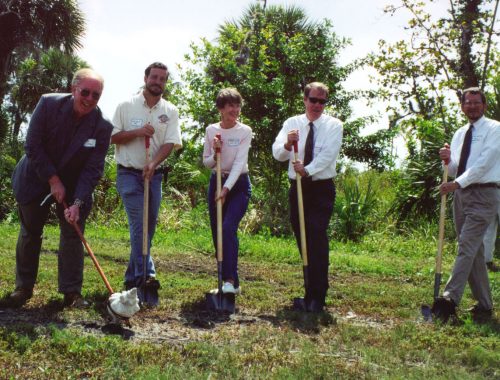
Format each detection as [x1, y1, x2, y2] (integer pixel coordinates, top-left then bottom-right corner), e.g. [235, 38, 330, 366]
[332, 169, 378, 242]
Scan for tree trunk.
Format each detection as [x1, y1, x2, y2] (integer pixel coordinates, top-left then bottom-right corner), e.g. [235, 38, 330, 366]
[456, 0, 482, 88]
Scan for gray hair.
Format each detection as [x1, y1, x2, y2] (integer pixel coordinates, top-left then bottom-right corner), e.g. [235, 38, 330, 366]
[72, 68, 104, 88]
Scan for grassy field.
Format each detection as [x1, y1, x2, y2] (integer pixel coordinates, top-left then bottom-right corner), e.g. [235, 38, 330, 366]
[0, 222, 498, 379]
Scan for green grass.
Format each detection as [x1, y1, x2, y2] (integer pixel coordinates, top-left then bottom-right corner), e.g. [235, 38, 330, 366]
[0, 222, 498, 379]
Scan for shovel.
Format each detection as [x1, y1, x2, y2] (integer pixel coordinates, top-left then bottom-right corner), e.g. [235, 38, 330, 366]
[138, 135, 159, 306]
[206, 133, 235, 313]
[292, 141, 309, 311]
[421, 164, 448, 321]
[62, 201, 140, 324]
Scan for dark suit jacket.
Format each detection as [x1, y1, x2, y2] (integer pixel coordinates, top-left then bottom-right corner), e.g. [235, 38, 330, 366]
[12, 93, 113, 207]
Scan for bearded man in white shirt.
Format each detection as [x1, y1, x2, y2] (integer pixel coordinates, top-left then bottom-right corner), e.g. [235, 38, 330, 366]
[272, 82, 343, 313]
[433, 87, 500, 322]
[111, 62, 182, 305]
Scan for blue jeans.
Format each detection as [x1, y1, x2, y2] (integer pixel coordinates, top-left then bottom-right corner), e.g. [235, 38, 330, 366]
[117, 167, 162, 284]
[208, 173, 251, 288]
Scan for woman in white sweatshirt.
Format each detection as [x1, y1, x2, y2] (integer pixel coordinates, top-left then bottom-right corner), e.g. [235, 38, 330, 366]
[202, 88, 252, 294]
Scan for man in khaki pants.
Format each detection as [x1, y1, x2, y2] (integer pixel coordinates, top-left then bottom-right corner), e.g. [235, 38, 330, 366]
[433, 87, 500, 322]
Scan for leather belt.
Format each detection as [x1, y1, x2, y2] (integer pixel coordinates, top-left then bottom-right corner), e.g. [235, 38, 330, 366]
[466, 183, 500, 189]
[117, 164, 163, 175]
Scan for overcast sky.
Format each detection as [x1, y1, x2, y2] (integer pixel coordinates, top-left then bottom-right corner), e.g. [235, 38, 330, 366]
[77, 0, 449, 140]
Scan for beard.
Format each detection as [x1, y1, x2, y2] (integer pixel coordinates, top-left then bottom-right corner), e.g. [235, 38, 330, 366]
[146, 84, 164, 97]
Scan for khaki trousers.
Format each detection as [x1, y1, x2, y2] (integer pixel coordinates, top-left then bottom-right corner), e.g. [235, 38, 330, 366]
[443, 186, 500, 309]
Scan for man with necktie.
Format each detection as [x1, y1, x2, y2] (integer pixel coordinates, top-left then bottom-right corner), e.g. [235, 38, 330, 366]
[433, 87, 500, 322]
[272, 82, 343, 312]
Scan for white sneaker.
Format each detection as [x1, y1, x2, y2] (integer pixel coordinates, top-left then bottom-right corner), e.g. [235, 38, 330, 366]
[222, 282, 241, 295]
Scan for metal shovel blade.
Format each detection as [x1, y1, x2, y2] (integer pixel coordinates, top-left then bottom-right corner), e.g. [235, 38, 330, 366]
[421, 304, 433, 322]
[205, 291, 235, 313]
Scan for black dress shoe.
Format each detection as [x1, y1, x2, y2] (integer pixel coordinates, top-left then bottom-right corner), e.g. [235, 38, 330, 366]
[431, 297, 456, 323]
[307, 298, 325, 313]
[292, 297, 308, 311]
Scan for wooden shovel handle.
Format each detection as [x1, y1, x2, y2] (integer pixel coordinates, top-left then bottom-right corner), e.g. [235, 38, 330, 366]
[143, 137, 150, 260]
[215, 134, 223, 263]
[293, 141, 308, 267]
[435, 164, 448, 274]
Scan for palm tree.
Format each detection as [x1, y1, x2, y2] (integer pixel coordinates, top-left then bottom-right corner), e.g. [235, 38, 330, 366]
[0, 0, 85, 103]
[9, 49, 88, 141]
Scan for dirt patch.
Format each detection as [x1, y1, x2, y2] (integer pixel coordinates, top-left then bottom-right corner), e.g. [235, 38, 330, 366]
[0, 299, 400, 345]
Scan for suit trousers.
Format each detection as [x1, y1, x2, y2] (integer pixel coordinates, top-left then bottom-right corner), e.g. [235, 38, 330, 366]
[482, 206, 499, 263]
[443, 186, 500, 309]
[15, 196, 89, 294]
[289, 178, 335, 304]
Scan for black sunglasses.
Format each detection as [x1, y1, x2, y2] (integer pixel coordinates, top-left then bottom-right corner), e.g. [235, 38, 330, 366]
[77, 87, 101, 101]
[308, 97, 328, 105]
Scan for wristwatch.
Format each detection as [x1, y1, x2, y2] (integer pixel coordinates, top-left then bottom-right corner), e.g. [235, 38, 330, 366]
[304, 168, 310, 177]
[73, 198, 84, 209]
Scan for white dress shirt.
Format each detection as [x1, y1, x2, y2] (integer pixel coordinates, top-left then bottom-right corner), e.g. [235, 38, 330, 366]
[272, 113, 343, 180]
[448, 116, 500, 187]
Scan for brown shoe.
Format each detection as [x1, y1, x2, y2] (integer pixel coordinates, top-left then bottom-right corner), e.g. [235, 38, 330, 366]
[467, 304, 493, 322]
[63, 293, 89, 308]
[486, 261, 499, 272]
[9, 287, 33, 307]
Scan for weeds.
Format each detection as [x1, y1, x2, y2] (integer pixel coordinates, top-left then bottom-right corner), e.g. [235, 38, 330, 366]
[0, 223, 497, 379]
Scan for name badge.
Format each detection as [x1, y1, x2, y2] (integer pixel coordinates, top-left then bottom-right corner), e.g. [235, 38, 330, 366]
[471, 134, 482, 142]
[227, 138, 240, 146]
[130, 118, 144, 128]
[84, 139, 96, 148]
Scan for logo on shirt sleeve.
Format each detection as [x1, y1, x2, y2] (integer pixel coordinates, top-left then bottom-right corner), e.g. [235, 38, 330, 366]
[158, 114, 169, 124]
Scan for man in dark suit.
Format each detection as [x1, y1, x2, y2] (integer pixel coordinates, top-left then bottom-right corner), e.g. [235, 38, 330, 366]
[9, 68, 113, 307]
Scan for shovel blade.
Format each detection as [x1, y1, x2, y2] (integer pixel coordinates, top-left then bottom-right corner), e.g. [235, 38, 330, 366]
[421, 304, 433, 322]
[138, 286, 159, 307]
[205, 292, 235, 314]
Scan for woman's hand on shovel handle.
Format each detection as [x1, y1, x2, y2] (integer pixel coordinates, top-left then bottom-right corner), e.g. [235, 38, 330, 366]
[215, 186, 229, 205]
[64, 204, 80, 224]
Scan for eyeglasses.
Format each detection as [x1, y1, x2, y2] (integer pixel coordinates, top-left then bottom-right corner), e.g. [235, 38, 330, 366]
[308, 97, 328, 105]
[463, 100, 483, 106]
[77, 87, 101, 101]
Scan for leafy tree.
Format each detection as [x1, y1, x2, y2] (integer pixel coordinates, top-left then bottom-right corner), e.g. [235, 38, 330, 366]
[7, 49, 87, 144]
[0, 0, 85, 105]
[370, 0, 499, 222]
[171, 3, 392, 234]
